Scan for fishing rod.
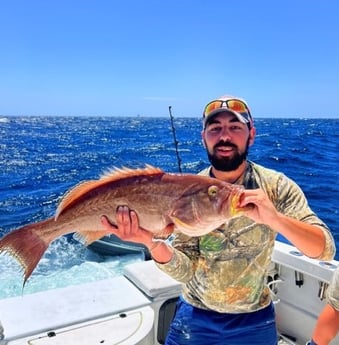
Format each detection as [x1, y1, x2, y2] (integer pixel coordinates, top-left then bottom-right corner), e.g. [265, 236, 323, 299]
[168, 106, 182, 173]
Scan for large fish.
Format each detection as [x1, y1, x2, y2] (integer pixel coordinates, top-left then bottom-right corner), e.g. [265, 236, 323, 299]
[0, 165, 246, 283]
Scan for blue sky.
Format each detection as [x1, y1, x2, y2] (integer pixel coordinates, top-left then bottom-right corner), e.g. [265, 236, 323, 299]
[1, 0, 338, 118]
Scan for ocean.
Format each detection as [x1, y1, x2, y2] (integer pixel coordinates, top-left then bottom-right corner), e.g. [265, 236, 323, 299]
[0, 116, 338, 299]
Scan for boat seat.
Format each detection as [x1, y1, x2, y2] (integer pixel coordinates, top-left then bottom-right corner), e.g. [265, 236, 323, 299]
[0, 276, 151, 341]
[6, 306, 154, 345]
[124, 260, 182, 301]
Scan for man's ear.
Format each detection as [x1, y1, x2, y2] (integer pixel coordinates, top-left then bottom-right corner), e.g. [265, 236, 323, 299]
[201, 130, 206, 147]
[249, 126, 256, 146]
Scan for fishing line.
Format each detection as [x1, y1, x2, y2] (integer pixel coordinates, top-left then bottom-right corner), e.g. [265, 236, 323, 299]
[168, 106, 182, 173]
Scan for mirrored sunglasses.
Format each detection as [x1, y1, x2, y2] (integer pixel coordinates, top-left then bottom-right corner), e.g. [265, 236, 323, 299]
[203, 99, 253, 125]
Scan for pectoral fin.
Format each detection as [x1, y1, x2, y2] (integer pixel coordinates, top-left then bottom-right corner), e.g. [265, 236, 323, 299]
[152, 223, 175, 240]
[171, 216, 196, 233]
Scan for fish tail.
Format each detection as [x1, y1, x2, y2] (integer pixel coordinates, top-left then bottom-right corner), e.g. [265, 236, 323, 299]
[0, 218, 55, 285]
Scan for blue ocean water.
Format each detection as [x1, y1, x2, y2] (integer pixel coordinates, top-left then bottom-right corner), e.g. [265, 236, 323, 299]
[0, 116, 338, 298]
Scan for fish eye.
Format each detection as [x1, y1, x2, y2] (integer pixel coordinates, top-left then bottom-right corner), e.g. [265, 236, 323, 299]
[208, 185, 219, 197]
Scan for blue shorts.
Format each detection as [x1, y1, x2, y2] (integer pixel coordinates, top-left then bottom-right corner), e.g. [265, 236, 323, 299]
[165, 297, 278, 345]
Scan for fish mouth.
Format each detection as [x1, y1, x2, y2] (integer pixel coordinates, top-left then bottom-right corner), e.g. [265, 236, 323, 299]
[220, 187, 243, 216]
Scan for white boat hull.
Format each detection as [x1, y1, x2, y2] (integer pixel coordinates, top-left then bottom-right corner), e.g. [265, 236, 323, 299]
[0, 241, 338, 345]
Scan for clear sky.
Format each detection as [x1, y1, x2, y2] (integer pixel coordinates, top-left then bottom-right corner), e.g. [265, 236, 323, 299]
[1, 0, 338, 118]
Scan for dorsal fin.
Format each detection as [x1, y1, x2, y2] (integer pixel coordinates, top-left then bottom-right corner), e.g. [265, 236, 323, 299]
[99, 164, 163, 181]
[55, 165, 164, 220]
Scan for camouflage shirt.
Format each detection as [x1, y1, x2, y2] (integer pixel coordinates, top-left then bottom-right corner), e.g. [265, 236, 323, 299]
[156, 161, 335, 313]
[327, 267, 339, 310]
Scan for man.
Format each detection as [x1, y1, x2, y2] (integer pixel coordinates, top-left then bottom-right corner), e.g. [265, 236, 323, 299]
[308, 266, 339, 345]
[101, 95, 335, 344]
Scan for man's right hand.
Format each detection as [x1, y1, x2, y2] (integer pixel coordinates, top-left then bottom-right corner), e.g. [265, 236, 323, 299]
[100, 206, 173, 263]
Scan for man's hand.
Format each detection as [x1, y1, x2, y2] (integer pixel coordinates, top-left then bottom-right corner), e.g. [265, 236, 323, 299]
[101, 206, 153, 246]
[238, 189, 327, 258]
[238, 189, 279, 228]
[100, 206, 173, 263]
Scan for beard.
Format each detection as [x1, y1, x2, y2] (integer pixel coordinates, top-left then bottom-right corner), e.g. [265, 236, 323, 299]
[206, 139, 250, 172]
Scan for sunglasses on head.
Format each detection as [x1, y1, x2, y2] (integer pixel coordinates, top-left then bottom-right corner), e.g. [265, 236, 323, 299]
[203, 99, 253, 125]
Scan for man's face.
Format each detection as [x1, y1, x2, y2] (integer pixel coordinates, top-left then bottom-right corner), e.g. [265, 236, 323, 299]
[201, 112, 255, 172]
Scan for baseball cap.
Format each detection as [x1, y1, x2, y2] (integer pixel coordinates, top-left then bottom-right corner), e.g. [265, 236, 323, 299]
[203, 95, 253, 128]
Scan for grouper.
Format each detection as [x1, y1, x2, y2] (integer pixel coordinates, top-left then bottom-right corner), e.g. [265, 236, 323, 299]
[0, 165, 247, 283]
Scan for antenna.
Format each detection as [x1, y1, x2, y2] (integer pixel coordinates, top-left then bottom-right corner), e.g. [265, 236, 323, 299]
[168, 106, 182, 173]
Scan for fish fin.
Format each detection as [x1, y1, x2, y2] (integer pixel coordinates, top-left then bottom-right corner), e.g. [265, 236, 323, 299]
[0, 218, 54, 285]
[171, 216, 197, 233]
[55, 165, 164, 220]
[73, 230, 109, 246]
[99, 164, 163, 180]
[153, 223, 175, 240]
[55, 180, 97, 220]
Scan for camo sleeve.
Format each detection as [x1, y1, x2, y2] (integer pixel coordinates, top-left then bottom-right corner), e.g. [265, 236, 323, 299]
[326, 267, 339, 310]
[273, 174, 334, 260]
[155, 233, 200, 283]
[252, 163, 335, 261]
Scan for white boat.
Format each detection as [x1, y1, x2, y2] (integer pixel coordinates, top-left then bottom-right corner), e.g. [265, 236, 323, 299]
[88, 234, 151, 260]
[0, 241, 338, 345]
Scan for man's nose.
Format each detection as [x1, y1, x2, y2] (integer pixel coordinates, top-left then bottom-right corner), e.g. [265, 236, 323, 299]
[219, 127, 232, 141]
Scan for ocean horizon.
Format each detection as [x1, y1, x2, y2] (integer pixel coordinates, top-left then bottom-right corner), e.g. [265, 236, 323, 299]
[1, 115, 338, 119]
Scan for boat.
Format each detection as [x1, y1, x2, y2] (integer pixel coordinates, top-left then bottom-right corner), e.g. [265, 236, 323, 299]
[88, 234, 151, 260]
[0, 240, 338, 344]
